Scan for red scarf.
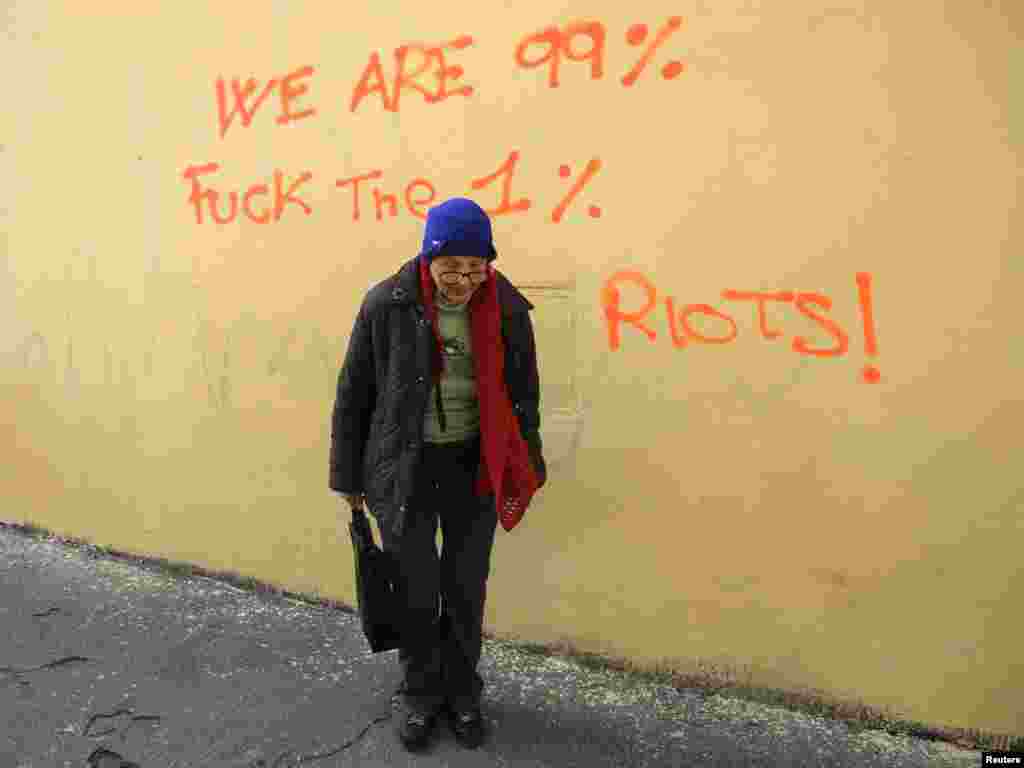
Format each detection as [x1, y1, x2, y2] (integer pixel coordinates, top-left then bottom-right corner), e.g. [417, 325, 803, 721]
[419, 258, 540, 531]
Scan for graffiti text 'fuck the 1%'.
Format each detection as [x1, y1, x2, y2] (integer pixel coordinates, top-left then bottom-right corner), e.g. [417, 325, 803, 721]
[181, 152, 603, 225]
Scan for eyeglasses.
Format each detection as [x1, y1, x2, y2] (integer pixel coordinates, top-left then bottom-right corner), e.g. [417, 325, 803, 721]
[439, 270, 488, 286]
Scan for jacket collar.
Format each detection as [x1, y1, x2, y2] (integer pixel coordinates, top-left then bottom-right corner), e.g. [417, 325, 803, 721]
[390, 257, 534, 316]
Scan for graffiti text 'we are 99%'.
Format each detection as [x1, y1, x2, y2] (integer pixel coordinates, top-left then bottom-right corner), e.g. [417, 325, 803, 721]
[211, 15, 688, 136]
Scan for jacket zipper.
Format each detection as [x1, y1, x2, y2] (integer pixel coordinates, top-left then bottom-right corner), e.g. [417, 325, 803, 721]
[436, 374, 446, 432]
[417, 304, 447, 434]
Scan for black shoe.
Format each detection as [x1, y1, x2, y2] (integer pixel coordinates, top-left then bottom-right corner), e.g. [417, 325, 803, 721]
[447, 706, 485, 749]
[397, 709, 436, 751]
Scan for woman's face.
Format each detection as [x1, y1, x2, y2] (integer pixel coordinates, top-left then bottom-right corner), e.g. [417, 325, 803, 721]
[429, 255, 488, 305]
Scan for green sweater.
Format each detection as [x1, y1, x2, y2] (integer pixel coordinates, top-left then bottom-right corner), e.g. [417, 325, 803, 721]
[423, 297, 481, 444]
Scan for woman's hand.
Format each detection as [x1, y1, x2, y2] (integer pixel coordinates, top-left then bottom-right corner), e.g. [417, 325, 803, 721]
[341, 493, 366, 510]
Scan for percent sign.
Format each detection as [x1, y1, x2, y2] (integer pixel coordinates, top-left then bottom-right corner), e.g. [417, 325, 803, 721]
[469, 151, 603, 223]
[554, 159, 602, 221]
[514, 17, 685, 88]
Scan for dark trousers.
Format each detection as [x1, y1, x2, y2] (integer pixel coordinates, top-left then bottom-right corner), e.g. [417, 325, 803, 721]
[378, 434, 498, 716]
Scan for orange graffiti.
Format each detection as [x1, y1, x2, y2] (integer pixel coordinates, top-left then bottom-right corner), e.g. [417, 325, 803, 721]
[324, 151, 596, 223]
[856, 272, 881, 383]
[242, 182, 271, 224]
[664, 297, 688, 349]
[215, 65, 317, 139]
[469, 151, 532, 217]
[276, 66, 317, 125]
[601, 270, 658, 350]
[678, 304, 738, 344]
[791, 293, 848, 357]
[334, 170, 381, 221]
[515, 21, 606, 88]
[350, 35, 475, 113]
[513, 17, 686, 89]
[182, 151, 602, 225]
[404, 179, 438, 221]
[720, 290, 794, 339]
[208, 14, 691, 141]
[182, 164, 313, 224]
[601, 271, 881, 382]
[334, 170, 438, 221]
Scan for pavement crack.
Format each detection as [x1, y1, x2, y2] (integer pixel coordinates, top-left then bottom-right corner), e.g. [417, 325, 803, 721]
[31, 605, 66, 618]
[242, 712, 393, 767]
[85, 746, 140, 768]
[83, 708, 163, 738]
[0, 654, 92, 674]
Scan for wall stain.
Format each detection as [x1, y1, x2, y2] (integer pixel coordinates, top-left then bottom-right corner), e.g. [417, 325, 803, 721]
[64, 337, 79, 394]
[809, 567, 850, 590]
[807, 6, 877, 33]
[1010, 45, 1024, 148]
[267, 326, 300, 377]
[716, 574, 759, 593]
[19, 331, 49, 370]
[104, 343, 113, 387]
[721, 354, 812, 414]
[143, 334, 154, 377]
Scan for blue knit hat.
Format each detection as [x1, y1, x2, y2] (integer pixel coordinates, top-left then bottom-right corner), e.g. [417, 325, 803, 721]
[419, 197, 497, 263]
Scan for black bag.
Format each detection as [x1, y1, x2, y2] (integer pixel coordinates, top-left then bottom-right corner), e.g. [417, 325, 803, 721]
[349, 505, 403, 653]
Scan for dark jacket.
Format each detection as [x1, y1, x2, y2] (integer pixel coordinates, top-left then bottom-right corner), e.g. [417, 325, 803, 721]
[329, 257, 546, 538]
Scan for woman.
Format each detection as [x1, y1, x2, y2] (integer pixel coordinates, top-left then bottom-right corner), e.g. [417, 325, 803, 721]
[329, 197, 547, 752]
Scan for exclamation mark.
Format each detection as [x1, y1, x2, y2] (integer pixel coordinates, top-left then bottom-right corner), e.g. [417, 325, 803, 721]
[856, 272, 880, 383]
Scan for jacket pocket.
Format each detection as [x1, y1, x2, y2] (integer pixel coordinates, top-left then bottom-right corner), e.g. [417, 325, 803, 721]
[365, 423, 400, 509]
[374, 424, 401, 467]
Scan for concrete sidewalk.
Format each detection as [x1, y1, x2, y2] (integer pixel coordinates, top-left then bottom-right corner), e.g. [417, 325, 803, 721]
[1, 527, 982, 767]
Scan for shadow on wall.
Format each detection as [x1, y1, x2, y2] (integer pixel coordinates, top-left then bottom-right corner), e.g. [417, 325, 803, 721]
[9, 272, 823, 473]
[7, 275, 589, 470]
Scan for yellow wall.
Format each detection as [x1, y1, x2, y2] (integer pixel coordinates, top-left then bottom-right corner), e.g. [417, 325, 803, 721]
[2, 0, 1021, 736]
